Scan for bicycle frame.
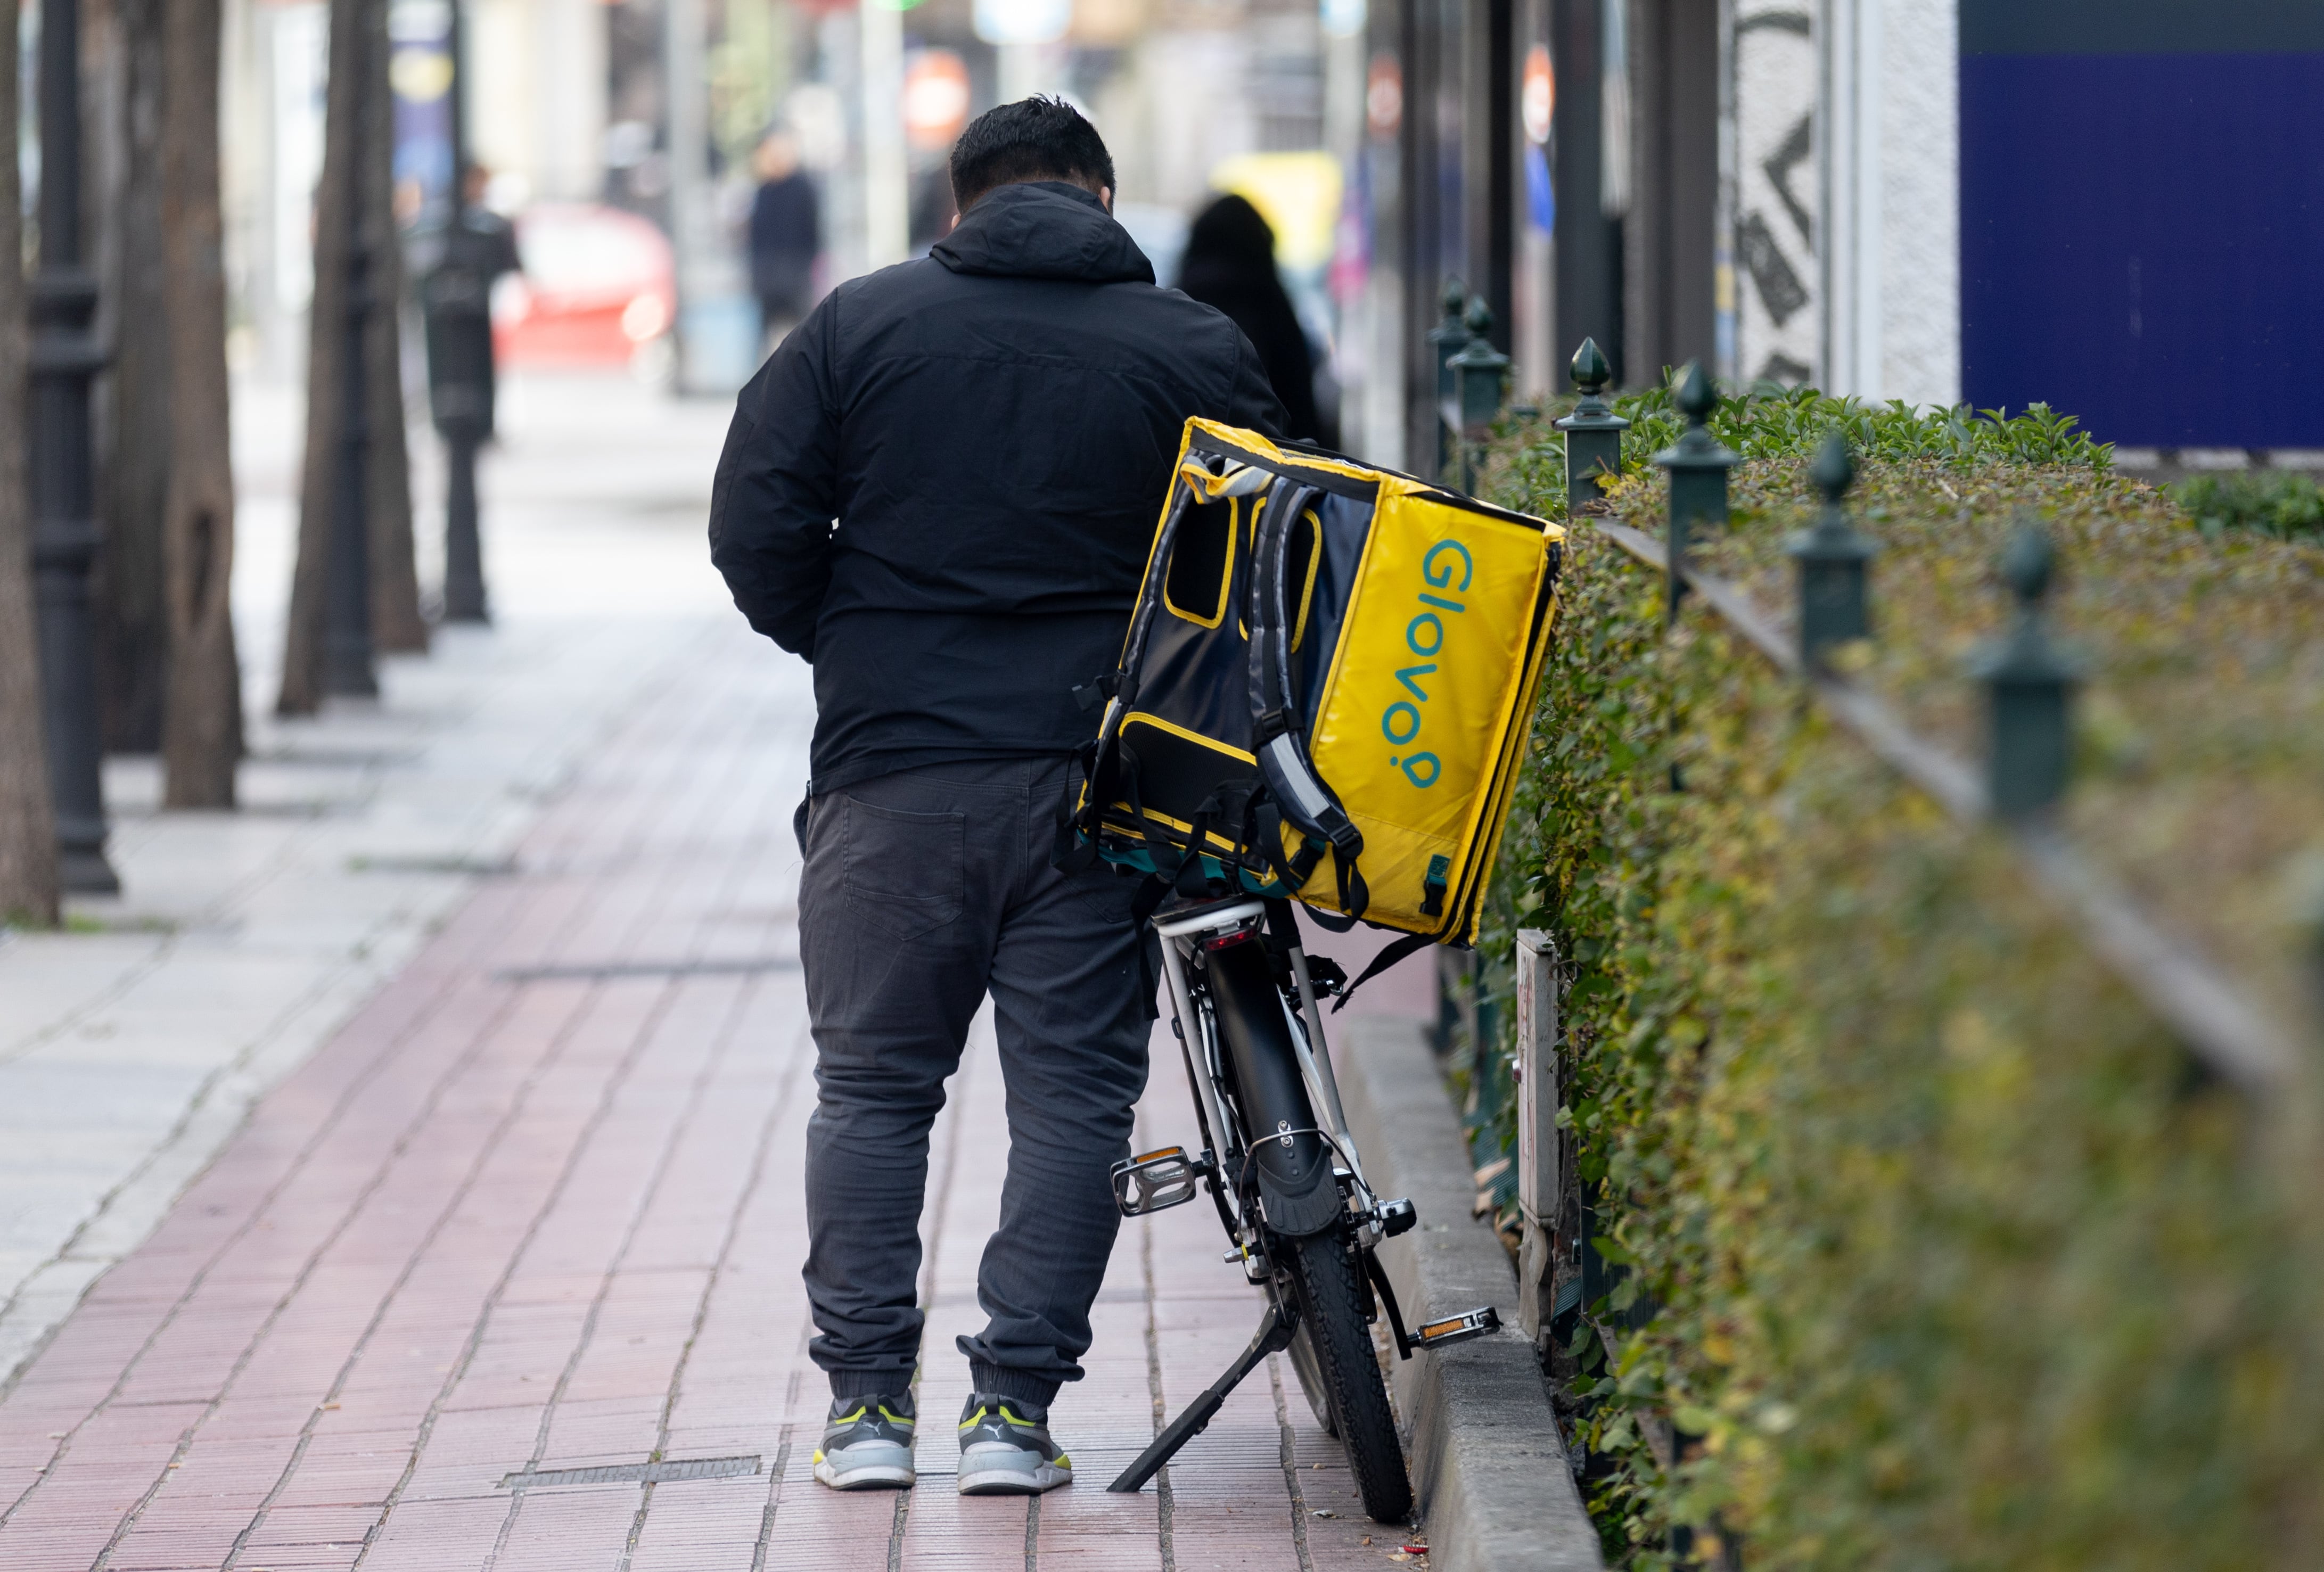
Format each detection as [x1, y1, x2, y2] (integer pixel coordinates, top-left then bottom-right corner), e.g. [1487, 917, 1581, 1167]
[1110, 896, 1498, 1499]
[1149, 899, 1381, 1266]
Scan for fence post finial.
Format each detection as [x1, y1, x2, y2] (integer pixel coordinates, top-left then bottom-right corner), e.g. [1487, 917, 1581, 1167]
[1554, 338, 1629, 514]
[1784, 430, 1877, 668]
[1972, 518, 2082, 818]
[1653, 361, 1740, 623]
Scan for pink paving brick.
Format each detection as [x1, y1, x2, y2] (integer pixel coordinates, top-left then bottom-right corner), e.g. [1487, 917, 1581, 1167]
[0, 630, 1437, 1571]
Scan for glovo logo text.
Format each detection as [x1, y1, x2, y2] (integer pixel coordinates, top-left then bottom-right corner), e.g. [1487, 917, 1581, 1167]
[1381, 539, 1471, 788]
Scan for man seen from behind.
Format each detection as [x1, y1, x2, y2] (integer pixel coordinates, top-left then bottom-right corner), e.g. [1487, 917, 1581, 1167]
[708, 98, 1285, 1499]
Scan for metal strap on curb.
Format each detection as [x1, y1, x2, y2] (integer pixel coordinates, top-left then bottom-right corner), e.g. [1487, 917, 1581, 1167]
[1589, 517, 2300, 1097]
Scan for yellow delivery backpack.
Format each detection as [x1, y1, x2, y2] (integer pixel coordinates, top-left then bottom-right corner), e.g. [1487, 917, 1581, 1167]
[1058, 417, 1564, 960]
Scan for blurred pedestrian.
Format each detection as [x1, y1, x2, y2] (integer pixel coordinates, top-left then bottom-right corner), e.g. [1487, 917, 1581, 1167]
[418, 163, 522, 440]
[748, 130, 820, 349]
[710, 96, 1284, 1505]
[1176, 193, 1327, 444]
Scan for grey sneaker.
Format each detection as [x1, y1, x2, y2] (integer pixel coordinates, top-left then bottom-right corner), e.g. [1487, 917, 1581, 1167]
[812, 1392, 917, 1490]
[956, 1392, 1072, 1495]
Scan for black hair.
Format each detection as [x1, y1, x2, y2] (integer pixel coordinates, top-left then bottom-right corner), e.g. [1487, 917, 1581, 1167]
[948, 96, 1115, 212]
[1181, 194, 1277, 274]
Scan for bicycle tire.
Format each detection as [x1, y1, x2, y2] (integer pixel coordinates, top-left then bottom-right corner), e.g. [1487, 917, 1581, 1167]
[1286, 1233, 1412, 1522]
[1287, 1323, 1337, 1436]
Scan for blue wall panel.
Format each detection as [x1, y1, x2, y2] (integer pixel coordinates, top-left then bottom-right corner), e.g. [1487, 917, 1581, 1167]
[1959, 48, 2324, 448]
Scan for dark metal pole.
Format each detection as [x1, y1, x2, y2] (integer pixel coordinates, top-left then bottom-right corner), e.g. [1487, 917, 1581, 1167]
[323, 0, 379, 697]
[445, 0, 468, 213]
[438, 0, 489, 623]
[30, 0, 117, 893]
[442, 429, 486, 620]
[1427, 279, 1469, 482]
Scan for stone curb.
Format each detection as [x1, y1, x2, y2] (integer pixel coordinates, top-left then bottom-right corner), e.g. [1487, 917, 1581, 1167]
[1341, 1013, 1603, 1572]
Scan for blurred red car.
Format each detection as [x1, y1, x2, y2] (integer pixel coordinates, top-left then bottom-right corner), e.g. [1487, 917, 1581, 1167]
[491, 202, 676, 369]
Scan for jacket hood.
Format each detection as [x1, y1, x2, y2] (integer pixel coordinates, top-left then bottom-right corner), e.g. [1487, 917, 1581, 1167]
[931, 182, 1156, 285]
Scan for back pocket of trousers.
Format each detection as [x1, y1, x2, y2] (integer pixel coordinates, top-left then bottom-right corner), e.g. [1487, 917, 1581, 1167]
[840, 797, 966, 942]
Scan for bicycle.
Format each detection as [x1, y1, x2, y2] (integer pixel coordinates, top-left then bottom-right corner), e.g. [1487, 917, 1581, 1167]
[1104, 893, 1498, 1522]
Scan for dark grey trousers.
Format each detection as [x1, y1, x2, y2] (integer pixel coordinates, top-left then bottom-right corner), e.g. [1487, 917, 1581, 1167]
[796, 756, 1153, 1407]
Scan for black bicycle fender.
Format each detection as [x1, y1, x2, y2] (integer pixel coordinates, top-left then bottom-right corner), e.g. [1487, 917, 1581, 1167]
[1255, 1163, 1346, 1237]
[1206, 941, 1344, 1239]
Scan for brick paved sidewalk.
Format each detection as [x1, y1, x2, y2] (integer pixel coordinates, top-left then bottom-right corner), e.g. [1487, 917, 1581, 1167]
[0, 623, 1419, 1572]
[0, 369, 737, 1385]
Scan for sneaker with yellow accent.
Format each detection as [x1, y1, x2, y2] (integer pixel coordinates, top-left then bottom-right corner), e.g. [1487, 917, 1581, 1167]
[812, 1392, 916, 1490]
[956, 1392, 1071, 1495]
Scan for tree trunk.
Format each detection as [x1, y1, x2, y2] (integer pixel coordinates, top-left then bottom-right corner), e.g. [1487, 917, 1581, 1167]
[366, 65, 426, 656]
[275, 0, 357, 715]
[89, 0, 168, 754]
[157, 0, 240, 808]
[278, 0, 420, 714]
[0, 0, 59, 923]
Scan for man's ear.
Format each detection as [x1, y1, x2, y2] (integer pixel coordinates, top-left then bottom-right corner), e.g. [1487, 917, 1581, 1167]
[1100, 186, 1114, 214]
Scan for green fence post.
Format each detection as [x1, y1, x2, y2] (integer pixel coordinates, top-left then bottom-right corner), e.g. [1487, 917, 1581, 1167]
[1784, 430, 1877, 668]
[1554, 338, 1628, 513]
[1653, 361, 1738, 623]
[1448, 301, 1510, 495]
[1971, 521, 2082, 818]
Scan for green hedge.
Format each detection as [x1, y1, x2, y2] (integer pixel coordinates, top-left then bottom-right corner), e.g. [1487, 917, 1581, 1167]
[1471, 386, 2324, 1569]
[2174, 471, 2324, 543]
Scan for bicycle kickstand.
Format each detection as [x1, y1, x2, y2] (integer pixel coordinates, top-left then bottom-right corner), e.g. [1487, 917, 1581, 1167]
[1108, 1299, 1296, 1494]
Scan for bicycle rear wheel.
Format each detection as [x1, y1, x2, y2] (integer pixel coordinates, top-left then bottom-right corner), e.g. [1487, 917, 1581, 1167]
[1286, 1233, 1411, 1522]
[1288, 1322, 1336, 1436]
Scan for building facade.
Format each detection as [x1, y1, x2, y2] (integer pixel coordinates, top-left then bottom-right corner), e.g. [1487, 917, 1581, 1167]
[1348, 0, 2323, 472]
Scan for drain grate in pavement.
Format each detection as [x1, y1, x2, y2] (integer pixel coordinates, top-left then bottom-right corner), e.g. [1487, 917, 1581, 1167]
[495, 957, 799, 982]
[499, 1455, 762, 1489]
[349, 854, 521, 877]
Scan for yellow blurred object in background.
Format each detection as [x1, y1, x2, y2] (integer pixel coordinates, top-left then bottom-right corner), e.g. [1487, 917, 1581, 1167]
[1207, 152, 1343, 274]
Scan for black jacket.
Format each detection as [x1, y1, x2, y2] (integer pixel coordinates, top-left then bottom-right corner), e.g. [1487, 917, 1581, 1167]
[748, 172, 819, 309]
[709, 180, 1287, 795]
[1178, 194, 1326, 444]
[1179, 267, 1322, 442]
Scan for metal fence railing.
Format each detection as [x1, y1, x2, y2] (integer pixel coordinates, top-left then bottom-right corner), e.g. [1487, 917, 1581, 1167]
[1431, 326, 2317, 1355]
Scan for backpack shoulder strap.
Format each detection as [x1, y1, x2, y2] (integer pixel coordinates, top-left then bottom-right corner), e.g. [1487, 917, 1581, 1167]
[1243, 479, 1366, 916]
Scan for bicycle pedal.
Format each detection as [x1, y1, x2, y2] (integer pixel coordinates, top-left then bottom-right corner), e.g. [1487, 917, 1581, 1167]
[1111, 1146, 1201, 1217]
[1413, 1306, 1501, 1350]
